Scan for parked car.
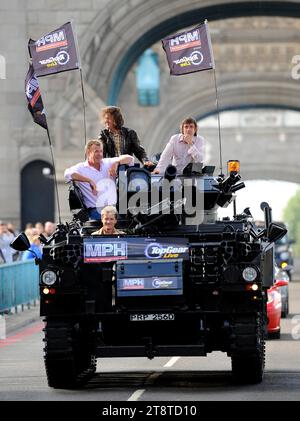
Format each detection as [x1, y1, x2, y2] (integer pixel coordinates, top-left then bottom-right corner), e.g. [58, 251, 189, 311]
[275, 266, 290, 318]
[274, 227, 294, 281]
[267, 278, 289, 339]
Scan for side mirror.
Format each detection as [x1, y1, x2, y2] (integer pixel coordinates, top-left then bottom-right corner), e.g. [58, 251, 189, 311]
[267, 222, 287, 243]
[10, 232, 30, 252]
[274, 279, 289, 287]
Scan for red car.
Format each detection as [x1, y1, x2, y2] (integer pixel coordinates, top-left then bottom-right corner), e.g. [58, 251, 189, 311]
[267, 279, 288, 339]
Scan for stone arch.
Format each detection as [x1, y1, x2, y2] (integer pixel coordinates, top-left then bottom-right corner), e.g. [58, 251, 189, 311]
[20, 159, 55, 229]
[143, 78, 300, 153]
[48, 0, 300, 185]
[20, 153, 53, 171]
[55, 1, 300, 135]
[139, 78, 300, 183]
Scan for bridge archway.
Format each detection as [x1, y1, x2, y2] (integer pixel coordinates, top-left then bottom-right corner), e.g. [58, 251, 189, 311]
[52, 0, 300, 190]
[80, 0, 300, 104]
[21, 161, 55, 229]
[143, 79, 300, 152]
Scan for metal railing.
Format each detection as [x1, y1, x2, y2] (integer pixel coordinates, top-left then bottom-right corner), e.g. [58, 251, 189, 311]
[0, 260, 39, 313]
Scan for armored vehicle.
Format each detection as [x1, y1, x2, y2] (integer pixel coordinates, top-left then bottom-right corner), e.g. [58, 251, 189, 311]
[11, 162, 286, 388]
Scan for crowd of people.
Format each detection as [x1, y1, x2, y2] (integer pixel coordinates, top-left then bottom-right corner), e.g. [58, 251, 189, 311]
[0, 220, 55, 264]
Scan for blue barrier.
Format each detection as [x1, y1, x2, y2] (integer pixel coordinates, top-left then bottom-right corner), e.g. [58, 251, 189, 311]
[0, 260, 39, 313]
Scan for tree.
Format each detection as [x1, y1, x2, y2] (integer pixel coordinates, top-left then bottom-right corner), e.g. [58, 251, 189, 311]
[283, 189, 300, 256]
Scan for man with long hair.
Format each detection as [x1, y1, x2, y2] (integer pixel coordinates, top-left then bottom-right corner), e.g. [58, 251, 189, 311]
[99, 106, 152, 166]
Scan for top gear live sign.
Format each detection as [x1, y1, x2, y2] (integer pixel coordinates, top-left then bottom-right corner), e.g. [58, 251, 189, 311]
[162, 22, 215, 76]
[28, 22, 80, 77]
[83, 237, 189, 263]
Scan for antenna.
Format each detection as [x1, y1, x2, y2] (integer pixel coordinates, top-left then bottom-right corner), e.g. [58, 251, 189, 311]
[79, 68, 87, 146]
[46, 127, 62, 225]
[204, 18, 223, 176]
[71, 19, 87, 147]
[213, 68, 223, 176]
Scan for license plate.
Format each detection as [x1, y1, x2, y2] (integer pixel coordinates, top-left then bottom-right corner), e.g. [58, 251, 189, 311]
[130, 313, 175, 321]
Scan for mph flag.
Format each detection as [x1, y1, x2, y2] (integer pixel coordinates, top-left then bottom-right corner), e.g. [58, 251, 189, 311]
[25, 64, 48, 130]
[28, 22, 80, 77]
[162, 22, 215, 76]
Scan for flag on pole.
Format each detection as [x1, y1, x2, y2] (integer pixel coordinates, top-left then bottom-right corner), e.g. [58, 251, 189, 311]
[162, 22, 215, 76]
[25, 64, 48, 130]
[28, 22, 80, 77]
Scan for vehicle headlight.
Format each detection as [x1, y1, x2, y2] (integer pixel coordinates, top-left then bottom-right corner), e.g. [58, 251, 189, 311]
[242, 267, 257, 282]
[280, 252, 289, 261]
[41, 270, 57, 286]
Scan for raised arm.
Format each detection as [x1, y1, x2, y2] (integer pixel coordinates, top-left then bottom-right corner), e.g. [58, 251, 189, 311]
[187, 136, 205, 162]
[108, 155, 134, 177]
[64, 166, 97, 195]
[118, 154, 135, 165]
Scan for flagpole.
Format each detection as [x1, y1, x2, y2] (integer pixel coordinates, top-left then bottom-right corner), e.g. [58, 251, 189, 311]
[46, 127, 62, 225]
[212, 68, 223, 176]
[79, 68, 87, 146]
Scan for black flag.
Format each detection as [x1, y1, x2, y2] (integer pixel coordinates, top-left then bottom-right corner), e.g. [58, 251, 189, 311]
[25, 64, 48, 129]
[28, 21, 80, 77]
[162, 22, 215, 76]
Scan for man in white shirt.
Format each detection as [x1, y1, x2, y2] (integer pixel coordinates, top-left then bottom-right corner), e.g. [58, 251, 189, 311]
[153, 117, 205, 175]
[64, 139, 134, 220]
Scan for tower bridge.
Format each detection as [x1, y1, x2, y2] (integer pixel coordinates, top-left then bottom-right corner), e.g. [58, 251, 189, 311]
[1, 0, 300, 225]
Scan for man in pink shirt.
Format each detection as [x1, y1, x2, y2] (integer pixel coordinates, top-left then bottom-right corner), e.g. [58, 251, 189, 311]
[64, 139, 134, 220]
[153, 117, 205, 175]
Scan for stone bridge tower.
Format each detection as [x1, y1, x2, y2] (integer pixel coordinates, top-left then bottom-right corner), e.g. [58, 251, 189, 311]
[1, 0, 300, 225]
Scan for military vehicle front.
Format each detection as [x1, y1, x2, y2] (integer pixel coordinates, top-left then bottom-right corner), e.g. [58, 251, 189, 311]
[11, 163, 286, 388]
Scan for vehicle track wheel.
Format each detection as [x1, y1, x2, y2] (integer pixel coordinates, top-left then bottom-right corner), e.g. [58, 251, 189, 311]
[43, 317, 96, 389]
[231, 314, 265, 384]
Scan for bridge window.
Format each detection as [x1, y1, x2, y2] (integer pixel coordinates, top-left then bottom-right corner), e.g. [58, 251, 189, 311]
[136, 49, 160, 106]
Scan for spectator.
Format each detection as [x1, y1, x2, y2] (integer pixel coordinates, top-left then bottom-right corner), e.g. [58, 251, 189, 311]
[43, 221, 55, 239]
[22, 230, 42, 261]
[7, 222, 18, 236]
[7, 222, 20, 261]
[35, 222, 44, 235]
[0, 222, 14, 264]
[25, 227, 34, 240]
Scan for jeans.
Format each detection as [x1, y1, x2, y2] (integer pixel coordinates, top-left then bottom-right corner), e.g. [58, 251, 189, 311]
[88, 208, 101, 220]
